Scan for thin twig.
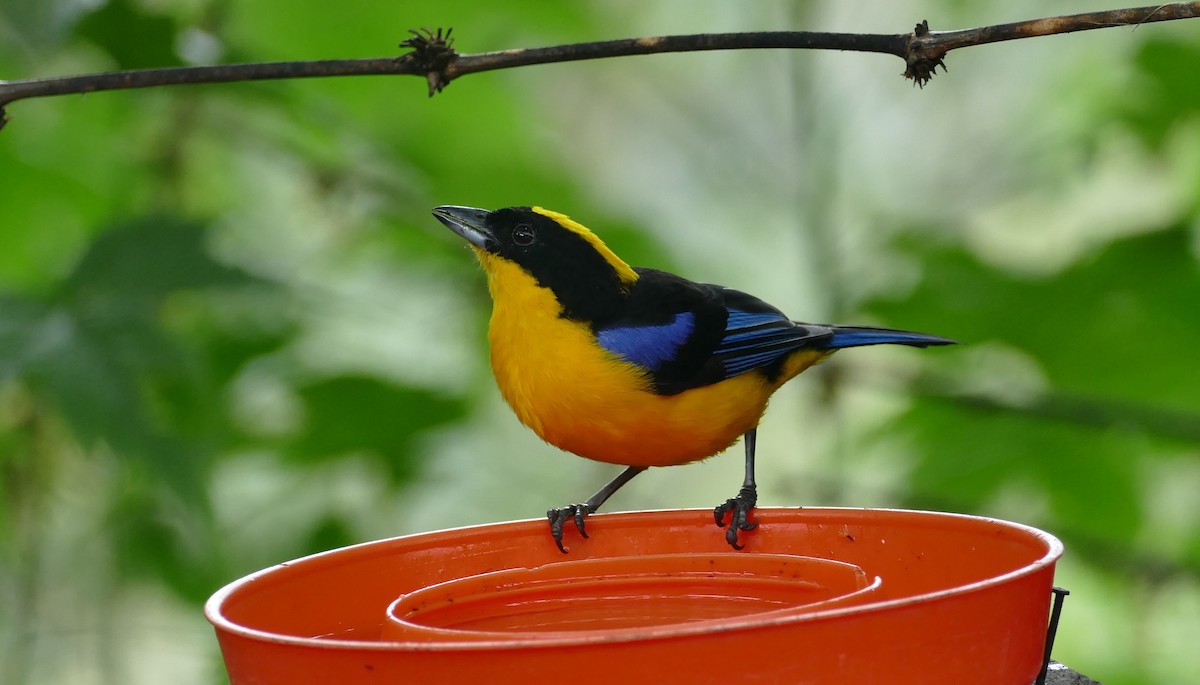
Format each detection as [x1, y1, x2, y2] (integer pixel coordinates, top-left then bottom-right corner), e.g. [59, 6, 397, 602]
[0, 58, 425, 106]
[904, 3, 1200, 82]
[446, 31, 905, 81]
[1, 2, 1198, 129]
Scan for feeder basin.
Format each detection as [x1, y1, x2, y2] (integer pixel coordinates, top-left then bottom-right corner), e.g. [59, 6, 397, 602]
[206, 507, 1062, 685]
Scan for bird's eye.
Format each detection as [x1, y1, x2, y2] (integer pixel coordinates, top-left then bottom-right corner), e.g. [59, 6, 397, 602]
[512, 223, 536, 247]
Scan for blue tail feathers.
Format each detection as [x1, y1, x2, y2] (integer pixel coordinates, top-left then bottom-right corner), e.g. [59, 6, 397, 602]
[825, 326, 956, 350]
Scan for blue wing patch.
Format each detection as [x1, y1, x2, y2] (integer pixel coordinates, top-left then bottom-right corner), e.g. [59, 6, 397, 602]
[597, 312, 696, 371]
[714, 309, 829, 378]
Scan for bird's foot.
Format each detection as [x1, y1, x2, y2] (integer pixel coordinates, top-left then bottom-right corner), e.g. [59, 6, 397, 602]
[714, 485, 758, 550]
[547, 503, 594, 553]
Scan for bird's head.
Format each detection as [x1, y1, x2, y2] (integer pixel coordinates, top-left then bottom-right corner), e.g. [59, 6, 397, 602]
[433, 205, 639, 320]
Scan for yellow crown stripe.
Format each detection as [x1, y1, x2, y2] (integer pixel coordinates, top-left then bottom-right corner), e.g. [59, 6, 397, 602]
[532, 206, 639, 285]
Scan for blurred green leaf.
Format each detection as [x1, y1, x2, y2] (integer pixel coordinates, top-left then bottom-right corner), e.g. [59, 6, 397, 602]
[0, 216, 263, 503]
[896, 398, 1145, 547]
[0, 295, 48, 381]
[301, 513, 358, 556]
[290, 376, 468, 483]
[875, 224, 1200, 412]
[869, 222, 1200, 567]
[74, 0, 182, 70]
[1123, 38, 1200, 148]
[108, 484, 224, 604]
[0, 0, 87, 50]
[61, 215, 255, 306]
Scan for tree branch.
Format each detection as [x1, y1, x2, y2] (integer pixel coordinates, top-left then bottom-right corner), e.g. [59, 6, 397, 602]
[1, 3, 1198, 130]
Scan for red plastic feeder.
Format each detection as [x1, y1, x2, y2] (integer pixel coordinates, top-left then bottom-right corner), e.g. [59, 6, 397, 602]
[206, 507, 1062, 685]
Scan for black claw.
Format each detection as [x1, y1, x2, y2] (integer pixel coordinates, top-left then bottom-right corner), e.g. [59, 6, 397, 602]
[726, 523, 743, 549]
[547, 504, 592, 554]
[574, 506, 589, 539]
[547, 508, 568, 553]
[713, 485, 758, 550]
[714, 502, 729, 527]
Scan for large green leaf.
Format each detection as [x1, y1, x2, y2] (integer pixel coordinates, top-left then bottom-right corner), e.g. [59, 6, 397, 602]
[108, 482, 227, 605]
[0, 295, 49, 381]
[868, 223, 1200, 565]
[875, 225, 1200, 413]
[0, 216, 264, 500]
[60, 215, 255, 307]
[289, 375, 468, 483]
[1121, 37, 1200, 148]
[74, 0, 182, 70]
[896, 397, 1146, 546]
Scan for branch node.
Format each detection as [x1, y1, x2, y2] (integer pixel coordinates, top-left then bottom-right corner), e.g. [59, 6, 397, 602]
[0, 107, 8, 132]
[904, 20, 948, 88]
[399, 27, 458, 97]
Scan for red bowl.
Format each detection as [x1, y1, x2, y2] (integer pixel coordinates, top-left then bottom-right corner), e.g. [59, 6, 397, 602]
[206, 507, 1062, 685]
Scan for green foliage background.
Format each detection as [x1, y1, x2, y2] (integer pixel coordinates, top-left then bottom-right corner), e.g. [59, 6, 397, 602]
[2, 1, 1198, 683]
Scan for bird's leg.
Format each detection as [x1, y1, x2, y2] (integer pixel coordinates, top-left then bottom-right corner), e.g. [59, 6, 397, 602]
[714, 428, 759, 549]
[548, 465, 646, 553]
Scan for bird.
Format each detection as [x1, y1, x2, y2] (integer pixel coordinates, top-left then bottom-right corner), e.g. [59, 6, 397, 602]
[433, 205, 954, 552]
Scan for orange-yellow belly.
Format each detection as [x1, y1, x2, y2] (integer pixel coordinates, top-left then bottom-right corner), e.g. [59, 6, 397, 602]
[492, 328, 773, 467]
[482, 257, 823, 467]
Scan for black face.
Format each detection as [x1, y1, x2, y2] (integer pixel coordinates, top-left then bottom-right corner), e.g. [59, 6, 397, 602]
[434, 205, 630, 322]
[479, 206, 555, 259]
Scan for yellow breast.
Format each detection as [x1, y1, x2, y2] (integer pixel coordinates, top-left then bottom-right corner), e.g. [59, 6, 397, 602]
[479, 254, 823, 467]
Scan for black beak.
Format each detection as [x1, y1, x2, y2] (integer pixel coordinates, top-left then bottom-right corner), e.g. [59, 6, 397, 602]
[433, 205, 496, 252]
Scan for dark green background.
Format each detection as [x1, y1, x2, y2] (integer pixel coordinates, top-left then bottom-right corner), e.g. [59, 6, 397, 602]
[1, 1, 1197, 683]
